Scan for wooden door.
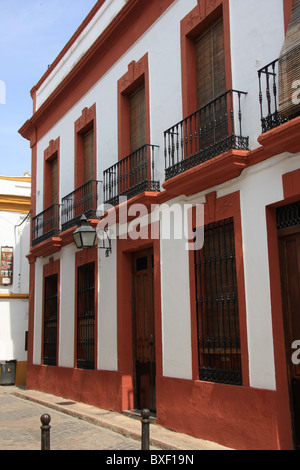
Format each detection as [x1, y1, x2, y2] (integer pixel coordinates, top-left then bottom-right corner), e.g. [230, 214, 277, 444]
[132, 249, 156, 412]
[279, 230, 300, 449]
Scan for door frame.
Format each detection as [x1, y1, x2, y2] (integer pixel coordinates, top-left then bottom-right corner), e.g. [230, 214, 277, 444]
[278, 223, 300, 449]
[117, 224, 162, 413]
[266, 191, 300, 450]
[131, 247, 156, 412]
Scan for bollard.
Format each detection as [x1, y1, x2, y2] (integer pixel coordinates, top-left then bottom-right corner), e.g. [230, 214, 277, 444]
[141, 408, 150, 450]
[40, 414, 51, 450]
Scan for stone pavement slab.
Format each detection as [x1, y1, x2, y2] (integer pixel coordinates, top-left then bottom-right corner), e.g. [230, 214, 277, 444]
[0, 385, 231, 451]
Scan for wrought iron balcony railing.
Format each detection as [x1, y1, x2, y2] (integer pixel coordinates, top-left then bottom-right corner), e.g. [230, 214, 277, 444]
[32, 204, 60, 246]
[103, 144, 160, 207]
[258, 58, 291, 133]
[61, 180, 102, 231]
[164, 90, 249, 180]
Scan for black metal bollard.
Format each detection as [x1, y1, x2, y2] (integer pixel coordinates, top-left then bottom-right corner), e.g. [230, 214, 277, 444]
[40, 414, 51, 450]
[141, 408, 150, 450]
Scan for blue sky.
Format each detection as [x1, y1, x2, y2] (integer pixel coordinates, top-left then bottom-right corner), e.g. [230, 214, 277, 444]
[0, 0, 97, 177]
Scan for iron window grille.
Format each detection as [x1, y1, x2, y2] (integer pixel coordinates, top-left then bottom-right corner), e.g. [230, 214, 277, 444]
[276, 201, 300, 230]
[43, 274, 58, 366]
[76, 262, 95, 370]
[194, 218, 242, 385]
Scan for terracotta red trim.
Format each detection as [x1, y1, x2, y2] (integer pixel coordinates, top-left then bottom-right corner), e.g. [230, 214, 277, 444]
[180, 0, 232, 118]
[74, 248, 98, 369]
[188, 191, 249, 385]
[162, 149, 248, 198]
[30, 237, 62, 259]
[283, 0, 294, 33]
[26, 363, 123, 413]
[42, 258, 60, 365]
[74, 104, 97, 188]
[117, 54, 150, 162]
[156, 376, 281, 450]
[258, 115, 300, 155]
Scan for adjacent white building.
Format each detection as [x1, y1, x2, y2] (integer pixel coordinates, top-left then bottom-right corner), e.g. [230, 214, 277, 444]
[0, 175, 31, 385]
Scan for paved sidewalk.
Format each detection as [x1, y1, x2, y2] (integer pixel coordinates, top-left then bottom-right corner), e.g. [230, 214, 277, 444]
[0, 385, 231, 451]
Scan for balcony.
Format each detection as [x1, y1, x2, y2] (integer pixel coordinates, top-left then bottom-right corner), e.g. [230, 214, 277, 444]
[61, 180, 102, 231]
[103, 144, 160, 207]
[258, 59, 292, 133]
[32, 204, 60, 246]
[164, 90, 249, 180]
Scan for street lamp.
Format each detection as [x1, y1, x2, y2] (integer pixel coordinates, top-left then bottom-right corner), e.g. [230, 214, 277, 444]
[72, 214, 112, 257]
[72, 214, 97, 249]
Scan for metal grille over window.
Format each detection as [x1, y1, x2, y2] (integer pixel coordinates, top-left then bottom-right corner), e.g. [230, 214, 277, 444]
[194, 218, 242, 385]
[43, 274, 58, 366]
[77, 262, 95, 370]
[276, 201, 300, 230]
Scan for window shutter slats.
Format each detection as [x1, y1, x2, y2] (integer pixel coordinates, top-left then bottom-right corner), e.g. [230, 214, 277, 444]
[195, 17, 226, 109]
[83, 128, 94, 183]
[129, 84, 146, 152]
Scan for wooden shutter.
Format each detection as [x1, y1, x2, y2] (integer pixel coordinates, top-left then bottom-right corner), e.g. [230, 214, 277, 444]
[83, 128, 94, 183]
[51, 157, 58, 206]
[195, 17, 226, 109]
[279, 0, 300, 117]
[129, 84, 146, 153]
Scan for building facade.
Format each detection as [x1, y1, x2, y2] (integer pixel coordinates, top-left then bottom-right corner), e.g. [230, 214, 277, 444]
[19, 0, 300, 450]
[0, 175, 31, 385]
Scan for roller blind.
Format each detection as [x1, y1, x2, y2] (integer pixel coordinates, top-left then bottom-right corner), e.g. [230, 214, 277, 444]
[195, 17, 226, 109]
[51, 157, 58, 206]
[129, 84, 146, 152]
[83, 128, 94, 183]
[279, 0, 300, 117]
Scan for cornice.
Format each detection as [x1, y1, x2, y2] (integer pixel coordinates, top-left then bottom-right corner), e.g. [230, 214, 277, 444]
[19, 0, 175, 143]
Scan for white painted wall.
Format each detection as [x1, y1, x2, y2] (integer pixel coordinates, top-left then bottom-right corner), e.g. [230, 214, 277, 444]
[59, 244, 76, 368]
[229, 0, 285, 149]
[31, 0, 300, 390]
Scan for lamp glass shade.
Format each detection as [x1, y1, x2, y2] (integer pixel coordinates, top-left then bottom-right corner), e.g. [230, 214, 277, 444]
[72, 216, 97, 249]
[72, 230, 83, 249]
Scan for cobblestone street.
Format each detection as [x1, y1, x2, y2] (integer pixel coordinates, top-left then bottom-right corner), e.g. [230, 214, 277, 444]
[0, 391, 148, 451]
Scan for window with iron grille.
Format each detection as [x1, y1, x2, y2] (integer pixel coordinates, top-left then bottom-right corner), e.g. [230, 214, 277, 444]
[76, 262, 95, 370]
[194, 218, 242, 385]
[43, 274, 58, 366]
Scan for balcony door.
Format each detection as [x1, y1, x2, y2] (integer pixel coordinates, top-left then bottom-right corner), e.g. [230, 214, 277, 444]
[129, 85, 147, 187]
[195, 17, 227, 146]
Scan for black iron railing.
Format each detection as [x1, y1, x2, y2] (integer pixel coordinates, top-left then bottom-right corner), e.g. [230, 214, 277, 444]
[164, 90, 248, 180]
[32, 204, 60, 246]
[61, 180, 101, 231]
[103, 145, 160, 207]
[258, 58, 290, 133]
